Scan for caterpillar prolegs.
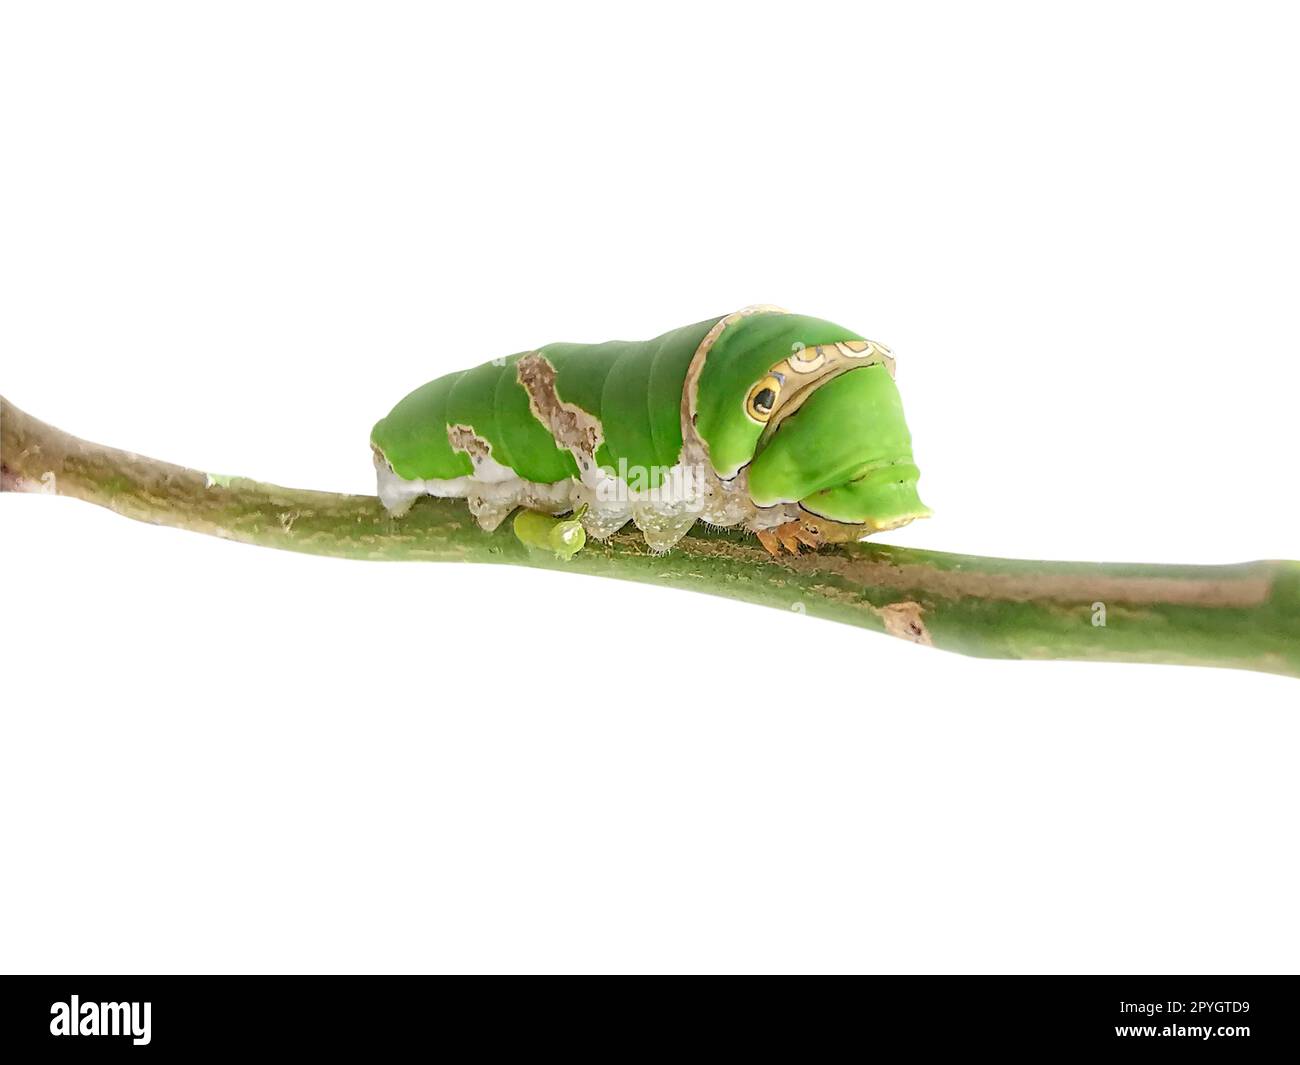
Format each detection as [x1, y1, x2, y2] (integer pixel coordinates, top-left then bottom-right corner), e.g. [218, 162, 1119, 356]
[371, 306, 929, 556]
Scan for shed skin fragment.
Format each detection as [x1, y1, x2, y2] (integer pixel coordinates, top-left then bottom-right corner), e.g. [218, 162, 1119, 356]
[513, 506, 587, 560]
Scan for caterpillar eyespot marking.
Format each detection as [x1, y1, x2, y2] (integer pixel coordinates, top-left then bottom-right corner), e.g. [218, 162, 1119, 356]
[746, 374, 784, 423]
[371, 307, 930, 556]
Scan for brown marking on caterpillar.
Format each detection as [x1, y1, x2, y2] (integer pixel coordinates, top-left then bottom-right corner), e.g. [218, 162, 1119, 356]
[447, 423, 493, 463]
[516, 353, 604, 471]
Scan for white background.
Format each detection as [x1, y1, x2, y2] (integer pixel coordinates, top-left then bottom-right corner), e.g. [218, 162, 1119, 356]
[2, 2, 1298, 974]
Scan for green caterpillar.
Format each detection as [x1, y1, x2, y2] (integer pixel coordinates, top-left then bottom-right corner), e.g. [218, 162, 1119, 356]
[371, 305, 929, 556]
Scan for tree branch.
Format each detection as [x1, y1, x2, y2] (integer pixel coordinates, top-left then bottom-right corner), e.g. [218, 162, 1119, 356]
[4, 394, 1297, 677]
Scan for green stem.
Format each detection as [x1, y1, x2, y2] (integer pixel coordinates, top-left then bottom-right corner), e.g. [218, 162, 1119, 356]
[3, 395, 1297, 677]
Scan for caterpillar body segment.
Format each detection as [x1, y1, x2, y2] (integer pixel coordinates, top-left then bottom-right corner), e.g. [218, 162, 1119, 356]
[372, 307, 929, 555]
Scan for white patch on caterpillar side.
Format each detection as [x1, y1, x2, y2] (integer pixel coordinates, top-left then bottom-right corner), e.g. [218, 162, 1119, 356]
[375, 450, 574, 530]
[374, 448, 799, 550]
[466, 477, 572, 532]
[374, 456, 447, 516]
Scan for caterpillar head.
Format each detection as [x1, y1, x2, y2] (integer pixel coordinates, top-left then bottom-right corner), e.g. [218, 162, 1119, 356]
[691, 312, 930, 541]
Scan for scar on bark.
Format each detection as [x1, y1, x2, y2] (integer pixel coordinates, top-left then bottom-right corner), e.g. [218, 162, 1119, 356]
[1, 462, 55, 494]
[878, 600, 932, 645]
[516, 353, 604, 471]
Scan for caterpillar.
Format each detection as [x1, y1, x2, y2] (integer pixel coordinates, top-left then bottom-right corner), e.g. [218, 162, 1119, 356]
[371, 305, 929, 557]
